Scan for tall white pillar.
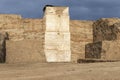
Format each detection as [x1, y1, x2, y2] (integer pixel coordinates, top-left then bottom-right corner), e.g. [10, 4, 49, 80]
[44, 6, 71, 62]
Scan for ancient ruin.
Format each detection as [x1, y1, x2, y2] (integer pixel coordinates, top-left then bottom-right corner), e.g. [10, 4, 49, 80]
[0, 6, 120, 63]
[44, 7, 71, 62]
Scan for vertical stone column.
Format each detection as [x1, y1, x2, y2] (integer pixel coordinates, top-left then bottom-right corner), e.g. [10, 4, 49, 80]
[44, 6, 71, 62]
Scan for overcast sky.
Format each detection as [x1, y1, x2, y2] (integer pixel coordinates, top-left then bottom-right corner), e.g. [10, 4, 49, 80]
[0, 0, 120, 20]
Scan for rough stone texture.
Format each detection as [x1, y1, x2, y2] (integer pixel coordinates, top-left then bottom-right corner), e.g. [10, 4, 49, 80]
[93, 18, 120, 42]
[85, 42, 102, 59]
[0, 15, 45, 41]
[44, 7, 71, 62]
[85, 18, 120, 60]
[0, 14, 120, 63]
[6, 13, 120, 63]
[6, 40, 46, 63]
[111, 23, 120, 39]
[0, 32, 8, 63]
[23, 19, 44, 40]
[85, 40, 120, 60]
[101, 40, 120, 60]
[0, 14, 24, 41]
[70, 20, 93, 62]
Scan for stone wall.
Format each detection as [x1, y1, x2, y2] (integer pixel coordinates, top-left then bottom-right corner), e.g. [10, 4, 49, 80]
[0, 15, 45, 41]
[1, 14, 120, 63]
[6, 40, 46, 63]
[85, 40, 120, 60]
[0, 14, 94, 63]
[23, 19, 44, 40]
[93, 18, 120, 42]
[70, 20, 93, 62]
[0, 15, 45, 63]
[0, 14, 23, 41]
[86, 18, 120, 60]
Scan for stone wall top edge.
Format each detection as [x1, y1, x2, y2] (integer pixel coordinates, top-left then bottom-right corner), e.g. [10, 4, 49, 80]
[23, 18, 43, 22]
[23, 18, 42, 20]
[0, 14, 22, 18]
[70, 20, 94, 22]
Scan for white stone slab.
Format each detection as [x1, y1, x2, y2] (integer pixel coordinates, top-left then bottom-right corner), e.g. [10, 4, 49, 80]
[45, 42, 70, 50]
[45, 32, 70, 42]
[59, 16, 70, 32]
[45, 15, 69, 32]
[45, 50, 71, 62]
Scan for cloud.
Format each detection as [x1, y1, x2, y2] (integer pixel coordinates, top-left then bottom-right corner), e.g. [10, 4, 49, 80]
[0, 0, 119, 20]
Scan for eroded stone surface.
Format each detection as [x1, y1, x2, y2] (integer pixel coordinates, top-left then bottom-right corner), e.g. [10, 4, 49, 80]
[2, 8, 120, 63]
[93, 18, 120, 42]
[85, 40, 120, 60]
[44, 7, 71, 62]
[6, 40, 46, 63]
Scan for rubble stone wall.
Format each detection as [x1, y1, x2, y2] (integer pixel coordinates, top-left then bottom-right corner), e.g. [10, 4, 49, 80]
[85, 40, 120, 60]
[93, 18, 120, 42]
[86, 18, 120, 60]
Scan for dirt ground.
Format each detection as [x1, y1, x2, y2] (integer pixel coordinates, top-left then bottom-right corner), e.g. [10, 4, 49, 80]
[0, 62, 120, 80]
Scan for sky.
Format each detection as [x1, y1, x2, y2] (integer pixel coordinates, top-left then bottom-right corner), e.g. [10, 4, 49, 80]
[0, 0, 120, 20]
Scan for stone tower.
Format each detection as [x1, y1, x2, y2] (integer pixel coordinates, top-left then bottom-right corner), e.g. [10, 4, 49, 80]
[44, 6, 71, 62]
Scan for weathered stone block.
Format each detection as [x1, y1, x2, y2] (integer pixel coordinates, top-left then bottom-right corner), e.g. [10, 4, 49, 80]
[101, 40, 120, 60]
[45, 32, 70, 43]
[85, 40, 120, 60]
[6, 40, 46, 63]
[45, 50, 71, 62]
[45, 32, 71, 62]
[93, 18, 120, 42]
[45, 43, 70, 50]
[44, 6, 71, 62]
[85, 42, 102, 59]
[45, 15, 69, 32]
